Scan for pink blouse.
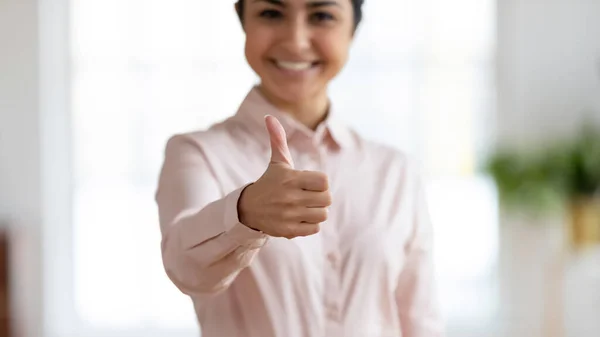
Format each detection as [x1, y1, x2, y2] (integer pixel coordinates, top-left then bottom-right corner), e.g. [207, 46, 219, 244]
[155, 87, 445, 337]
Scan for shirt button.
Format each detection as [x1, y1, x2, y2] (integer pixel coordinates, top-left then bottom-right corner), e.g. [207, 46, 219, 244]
[326, 305, 341, 322]
[327, 252, 339, 268]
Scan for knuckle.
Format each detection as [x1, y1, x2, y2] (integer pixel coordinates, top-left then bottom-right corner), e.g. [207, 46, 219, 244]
[284, 224, 297, 239]
[290, 194, 303, 206]
[280, 194, 297, 207]
[275, 191, 296, 207]
[311, 224, 322, 236]
[317, 209, 329, 222]
[296, 224, 319, 237]
[323, 192, 333, 206]
[282, 170, 299, 185]
[316, 173, 329, 188]
[309, 224, 321, 234]
[281, 208, 297, 220]
[316, 171, 327, 180]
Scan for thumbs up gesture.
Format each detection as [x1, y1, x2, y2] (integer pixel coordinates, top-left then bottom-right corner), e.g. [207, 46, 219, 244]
[238, 115, 332, 239]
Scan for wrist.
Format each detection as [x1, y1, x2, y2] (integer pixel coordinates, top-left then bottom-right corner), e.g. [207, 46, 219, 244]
[237, 183, 259, 231]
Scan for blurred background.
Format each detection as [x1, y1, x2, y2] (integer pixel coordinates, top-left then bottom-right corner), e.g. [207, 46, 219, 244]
[1, 0, 600, 336]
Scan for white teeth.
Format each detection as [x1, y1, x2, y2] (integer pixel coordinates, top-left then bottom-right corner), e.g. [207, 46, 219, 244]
[277, 61, 313, 71]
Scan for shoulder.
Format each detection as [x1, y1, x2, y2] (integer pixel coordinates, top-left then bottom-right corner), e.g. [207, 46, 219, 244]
[162, 117, 241, 157]
[350, 131, 421, 178]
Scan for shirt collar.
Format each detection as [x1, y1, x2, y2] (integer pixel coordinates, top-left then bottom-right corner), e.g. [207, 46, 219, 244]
[234, 86, 354, 150]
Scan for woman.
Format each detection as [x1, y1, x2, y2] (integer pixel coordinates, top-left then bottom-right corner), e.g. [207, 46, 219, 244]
[155, 0, 445, 336]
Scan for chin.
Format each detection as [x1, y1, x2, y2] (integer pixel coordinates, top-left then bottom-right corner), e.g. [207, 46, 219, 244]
[264, 81, 325, 105]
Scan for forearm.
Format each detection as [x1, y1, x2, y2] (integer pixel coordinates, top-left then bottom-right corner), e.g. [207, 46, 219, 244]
[159, 184, 268, 297]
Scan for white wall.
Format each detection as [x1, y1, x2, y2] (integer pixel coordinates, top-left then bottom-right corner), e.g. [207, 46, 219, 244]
[0, 0, 41, 221]
[0, 0, 44, 336]
[497, 0, 600, 148]
[1, 0, 70, 336]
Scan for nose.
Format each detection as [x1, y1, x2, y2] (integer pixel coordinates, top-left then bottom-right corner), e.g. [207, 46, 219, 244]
[280, 17, 311, 54]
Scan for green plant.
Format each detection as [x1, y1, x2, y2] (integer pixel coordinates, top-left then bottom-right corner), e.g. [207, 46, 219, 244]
[485, 123, 600, 214]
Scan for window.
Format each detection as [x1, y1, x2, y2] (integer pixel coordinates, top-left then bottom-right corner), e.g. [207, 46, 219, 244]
[55, 0, 497, 335]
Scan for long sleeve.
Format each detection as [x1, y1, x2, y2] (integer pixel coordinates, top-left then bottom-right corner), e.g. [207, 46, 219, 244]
[155, 134, 269, 297]
[395, 173, 446, 337]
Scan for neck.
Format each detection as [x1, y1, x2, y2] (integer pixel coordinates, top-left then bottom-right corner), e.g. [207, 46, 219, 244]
[258, 86, 329, 130]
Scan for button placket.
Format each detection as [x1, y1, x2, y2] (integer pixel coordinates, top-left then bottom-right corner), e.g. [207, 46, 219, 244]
[312, 131, 341, 332]
[322, 227, 342, 330]
[307, 139, 321, 170]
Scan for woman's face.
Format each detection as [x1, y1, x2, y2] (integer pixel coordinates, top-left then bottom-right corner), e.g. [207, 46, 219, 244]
[241, 0, 354, 104]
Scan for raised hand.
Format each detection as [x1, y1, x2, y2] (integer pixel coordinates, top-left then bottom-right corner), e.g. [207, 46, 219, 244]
[238, 115, 332, 239]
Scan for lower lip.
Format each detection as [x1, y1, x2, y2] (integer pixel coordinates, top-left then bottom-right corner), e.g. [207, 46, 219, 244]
[271, 61, 321, 77]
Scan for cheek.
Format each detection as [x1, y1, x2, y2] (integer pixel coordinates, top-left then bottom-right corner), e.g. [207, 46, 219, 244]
[319, 34, 351, 72]
[244, 29, 270, 66]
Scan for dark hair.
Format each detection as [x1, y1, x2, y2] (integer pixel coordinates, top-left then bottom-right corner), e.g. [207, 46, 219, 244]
[235, 0, 364, 29]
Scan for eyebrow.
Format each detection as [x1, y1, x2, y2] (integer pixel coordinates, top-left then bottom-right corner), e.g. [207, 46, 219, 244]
[254, 0, 285, 6]
[308, 1, 339, 8]
[253, 0, 340, 8]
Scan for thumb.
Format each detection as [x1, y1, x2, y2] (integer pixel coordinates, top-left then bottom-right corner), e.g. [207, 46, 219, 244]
[265, 115, 294, 168]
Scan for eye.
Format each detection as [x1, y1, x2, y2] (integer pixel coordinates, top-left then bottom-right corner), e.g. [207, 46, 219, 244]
[310, 11, 335, 23]
[260, 9, 283, 19]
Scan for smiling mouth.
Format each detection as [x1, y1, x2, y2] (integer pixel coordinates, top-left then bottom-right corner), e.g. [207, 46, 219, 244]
[273, 60, 320, 71]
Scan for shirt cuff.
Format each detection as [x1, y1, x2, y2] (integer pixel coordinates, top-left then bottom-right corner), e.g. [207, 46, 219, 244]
[223, 184, 269, 249]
